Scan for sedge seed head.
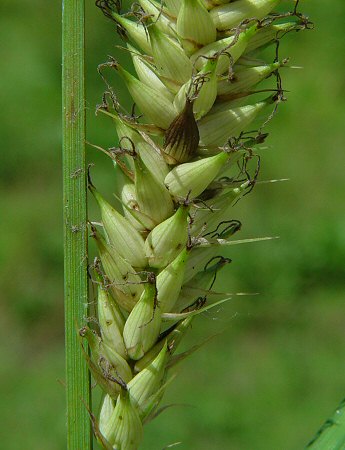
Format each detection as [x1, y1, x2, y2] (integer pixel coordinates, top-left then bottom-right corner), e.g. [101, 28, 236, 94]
[93, 0, 312, 445]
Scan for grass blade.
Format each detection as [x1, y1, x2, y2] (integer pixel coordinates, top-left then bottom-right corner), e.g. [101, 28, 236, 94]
[62, 0, 92, 448]
[306, 398, 345, 449]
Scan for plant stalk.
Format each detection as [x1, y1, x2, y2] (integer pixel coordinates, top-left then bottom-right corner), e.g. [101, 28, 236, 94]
[62, 0, 92, 448]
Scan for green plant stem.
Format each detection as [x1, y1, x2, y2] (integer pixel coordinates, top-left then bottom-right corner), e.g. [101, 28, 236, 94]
[306, 398, 345, 449]
[62, 0, 92, 448]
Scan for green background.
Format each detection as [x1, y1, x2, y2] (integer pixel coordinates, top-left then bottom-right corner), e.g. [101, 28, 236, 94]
[1, 1, 345, 448]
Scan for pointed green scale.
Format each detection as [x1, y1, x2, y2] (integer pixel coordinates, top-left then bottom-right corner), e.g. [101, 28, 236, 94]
[134, 156, 174, 225]
[114, 113, 170, 184]
[134, 317, 193, 372]
[165, 152, 230, 199]
[128, 45, 174, 102]
[144, 0, 175, 17]
[99, 395, 115, 443]
[135, 139, 170, 185]
[102, 389, 144, 450]
[184, 235, 273, 283]
[183, 245, 222, 283]
[128, 344, 169, 419]
[121, 182, 158, 231]
[174, 58, 218, 119]
[79, 327, 121, 401]
[175, 256, 231, 311]
[156, 248, 189, 312]
[112, 157, 134, 197]
[191, 181, 250, 234]
[116, 64, 177, 129]
[191, 25, 257, 75]
[177, 0, 217, 53]
[217, 61, 282, 97]
[111, 112, 165, 136]
[244, 21, 302, 54]
[119, 178, 148, 231]
[102, 342, 133, 383]
[123, 279, 162, 360]
[162, 316, 194, 354]
[112, 113, 140, 172]
[162, 295, 232, 321]
[144, 206, 189, 268]
[98, 285, 127, 359]
[81, 327, 132, 385]
[133, 374, 172, 422]
[93, 231, 144, 312]
[111, 12, 152, 55]
[138, 0, 177, 36]
[198, 99, 269, 147]
[210, 0, 281, 31]
[90, 186, 147, 268]
[148, 24, 193, 87]
[193, 58, 219, 119]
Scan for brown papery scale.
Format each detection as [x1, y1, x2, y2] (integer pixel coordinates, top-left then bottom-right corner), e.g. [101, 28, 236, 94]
[163, 98, 200, 165]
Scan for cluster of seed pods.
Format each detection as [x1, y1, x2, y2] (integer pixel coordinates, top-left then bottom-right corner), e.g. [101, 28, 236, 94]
[81, 1, 311, 448]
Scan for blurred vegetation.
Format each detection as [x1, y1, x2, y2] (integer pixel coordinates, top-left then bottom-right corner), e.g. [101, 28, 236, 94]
[1, 0, 345, 448]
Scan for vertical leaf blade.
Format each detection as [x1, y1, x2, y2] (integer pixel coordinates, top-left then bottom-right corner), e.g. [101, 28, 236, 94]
[62, 0, 92, 448]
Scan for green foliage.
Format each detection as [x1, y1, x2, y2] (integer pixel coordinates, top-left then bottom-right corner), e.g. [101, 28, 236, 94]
[62, 0, 91, 448]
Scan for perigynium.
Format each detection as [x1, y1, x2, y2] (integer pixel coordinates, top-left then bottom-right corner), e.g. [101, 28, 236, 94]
[80, 1, 312, 448]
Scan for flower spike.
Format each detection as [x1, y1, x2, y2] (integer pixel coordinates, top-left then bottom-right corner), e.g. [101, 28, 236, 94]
[89, 0, 312, 446]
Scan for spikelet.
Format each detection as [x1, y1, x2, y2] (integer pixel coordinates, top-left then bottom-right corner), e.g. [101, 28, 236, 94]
[183, 245, 223, 283]
[127, 343, 169, 418]
[177, 0, 217, 54]
[138, 0, 177, 36]
[110, 11, 152, 55]
[148, 23, 193, 87]
[175, 255, 231, 312]
[80, 327, 132, 387]
[115, 63, 177, 129]
[134, 154, 174, 224]
[90, 185, 147, 268]
[210, 0, 281, 31]
[134, 316, 193, 373]
[128, 45, 175, 101]
[164, 151, 231, 199]
[123, 274, 162, 360]
[191, 181, 250, 235]
[120, 180, 158, 231]
[191, 24, 258, 74]
[156, 248, 189, 312]
[101, 389, 144, 450]
[92, 228, 144, 312]
[244, 21, 305, 54]
[99, 395, 115, 440]
[89, 0, 311, 447]
[198, 98, 271, 147]
[144, 205, 189, 268]
[217, 61, 285, 98]
[113, 113, 169, 184]
[173, 58, 218, 119]
[97, 284, 127, 359]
